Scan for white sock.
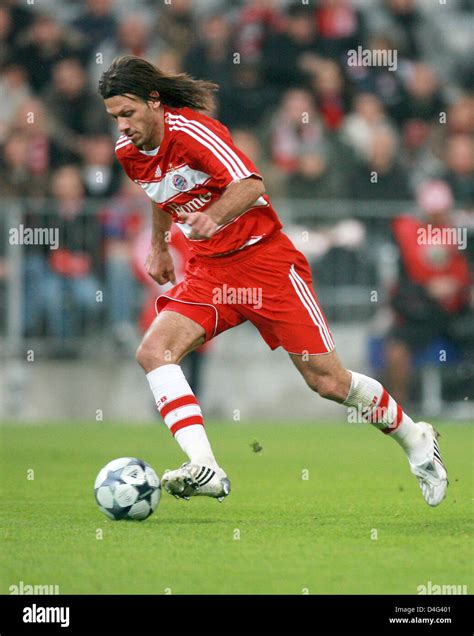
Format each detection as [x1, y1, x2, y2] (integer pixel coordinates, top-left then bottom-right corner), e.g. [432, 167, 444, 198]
[146, 364, 219, 469]
[343, 371, 425, 460]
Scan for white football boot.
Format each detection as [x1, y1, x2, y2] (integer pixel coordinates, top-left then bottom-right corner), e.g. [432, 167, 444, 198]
[408, 422, 448, 507]
[162, 463, 231, 502]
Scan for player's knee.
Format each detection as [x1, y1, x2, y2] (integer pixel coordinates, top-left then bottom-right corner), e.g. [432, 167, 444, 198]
[306, 372, 346, 402]
[135, 335, 178, 372]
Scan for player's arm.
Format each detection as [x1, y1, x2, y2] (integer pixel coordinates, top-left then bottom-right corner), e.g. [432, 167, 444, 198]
[146, 202, 176, 285]
[180, 176, 265, 240]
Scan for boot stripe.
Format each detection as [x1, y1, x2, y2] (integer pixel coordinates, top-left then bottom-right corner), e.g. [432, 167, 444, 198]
[196, 467, 211, 484]
[196, 466, 207, 481]
[198, 470, 216, 486]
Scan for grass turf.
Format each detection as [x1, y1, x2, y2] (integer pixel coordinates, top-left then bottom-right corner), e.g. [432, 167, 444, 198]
[1, 422, 472, 595]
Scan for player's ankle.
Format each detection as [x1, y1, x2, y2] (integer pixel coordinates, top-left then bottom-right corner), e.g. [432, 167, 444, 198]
[394, 421, 426, 457]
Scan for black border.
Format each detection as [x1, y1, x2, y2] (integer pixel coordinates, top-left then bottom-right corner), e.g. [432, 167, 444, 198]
[0, 594, 472, 633]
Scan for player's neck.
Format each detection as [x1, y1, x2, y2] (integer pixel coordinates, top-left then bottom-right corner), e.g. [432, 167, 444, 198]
[142, 106, 165, 151]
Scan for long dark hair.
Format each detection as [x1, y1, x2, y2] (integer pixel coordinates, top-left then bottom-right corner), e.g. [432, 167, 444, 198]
[98, 56, 218, 111]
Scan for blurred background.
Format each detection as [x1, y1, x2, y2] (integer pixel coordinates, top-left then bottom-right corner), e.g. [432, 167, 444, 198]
[0, 0, 473, 422]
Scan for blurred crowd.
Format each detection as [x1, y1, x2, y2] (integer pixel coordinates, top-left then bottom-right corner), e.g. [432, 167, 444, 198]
[0, 0, 473, 366]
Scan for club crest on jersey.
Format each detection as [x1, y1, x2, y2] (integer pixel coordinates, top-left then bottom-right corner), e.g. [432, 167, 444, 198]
[172, 173, 189, 191]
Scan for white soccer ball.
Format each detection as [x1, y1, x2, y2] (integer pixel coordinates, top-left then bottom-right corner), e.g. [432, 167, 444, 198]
[94, 457, 161, 521]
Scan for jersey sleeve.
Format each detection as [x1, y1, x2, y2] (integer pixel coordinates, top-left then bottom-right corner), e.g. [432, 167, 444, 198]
[114, 137, 135, 181]
[174, 117, 262, 189]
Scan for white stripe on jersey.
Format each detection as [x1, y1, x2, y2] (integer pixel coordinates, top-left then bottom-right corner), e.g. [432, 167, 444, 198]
[169, 120, 244, 180]
[289, 265, 334, 351]
[168, 113, 251, 177]
[168, 114, 251, 181]
[115, 139, 132, 150]
[137, 167, 212, 204]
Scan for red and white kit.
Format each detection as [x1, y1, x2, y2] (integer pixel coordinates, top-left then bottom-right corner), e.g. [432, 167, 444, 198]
[116, 105, 335, 355]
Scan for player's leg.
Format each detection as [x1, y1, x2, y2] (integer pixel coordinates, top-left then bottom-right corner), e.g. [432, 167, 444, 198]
[384, 340, 412, 404]
[290, 350, 448, 506]
[136, 310, 230, 500]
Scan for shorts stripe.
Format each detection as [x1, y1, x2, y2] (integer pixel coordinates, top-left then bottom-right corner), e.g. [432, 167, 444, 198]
[290, 265, 335, 349]
[289, 266, 334, 351]
[289, 267, 333, 352]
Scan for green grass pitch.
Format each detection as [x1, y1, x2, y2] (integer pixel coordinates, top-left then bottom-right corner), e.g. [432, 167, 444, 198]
[1, 421, 472, 595]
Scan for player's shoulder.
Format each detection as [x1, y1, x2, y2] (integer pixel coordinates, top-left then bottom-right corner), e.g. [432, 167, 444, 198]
[166, 106, 230, 142]
[114, 134, 137, 161]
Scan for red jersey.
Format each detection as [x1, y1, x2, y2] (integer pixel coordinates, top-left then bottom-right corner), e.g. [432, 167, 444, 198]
[115, 105, 282, 257]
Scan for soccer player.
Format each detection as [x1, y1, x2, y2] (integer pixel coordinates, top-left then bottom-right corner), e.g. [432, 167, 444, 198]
[99, 56, 447, 506]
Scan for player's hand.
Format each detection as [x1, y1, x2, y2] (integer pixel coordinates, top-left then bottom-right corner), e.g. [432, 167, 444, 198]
[179, 212, 218, 240]
[145, 249, 176, 285]
[426, 277, 458, 302]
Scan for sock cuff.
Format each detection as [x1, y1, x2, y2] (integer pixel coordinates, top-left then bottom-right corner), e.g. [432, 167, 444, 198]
[343, 370, 381, 406]
[146, 364, 185, 390]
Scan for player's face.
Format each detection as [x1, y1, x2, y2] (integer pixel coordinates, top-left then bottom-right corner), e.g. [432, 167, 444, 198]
[105, 94, 158, 149]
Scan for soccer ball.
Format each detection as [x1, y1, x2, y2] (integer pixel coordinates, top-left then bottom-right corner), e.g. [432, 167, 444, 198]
[94, 457, 161, 521]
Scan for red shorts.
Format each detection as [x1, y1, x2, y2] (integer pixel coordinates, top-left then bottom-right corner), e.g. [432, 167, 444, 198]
[156, 231, 335, 355]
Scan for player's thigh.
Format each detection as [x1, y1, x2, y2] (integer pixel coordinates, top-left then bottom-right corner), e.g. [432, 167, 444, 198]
[137, 309, 206, 370]
[290, 349, 351, 401]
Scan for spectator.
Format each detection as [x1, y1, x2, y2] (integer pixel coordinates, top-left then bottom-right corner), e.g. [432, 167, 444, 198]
[0, 133, 47, 198]
[345, 33, 406, 119]
[287, 144, 350, 201]
[72, 0, 117, 63]
[88, 12, 163, 89]
[0, 62, 31, 144]
[269, 88, 324, 174]
[99, 176, 146, 352]
[236, 0, 286, 63]
[262, 2, 329, 96]
[13, 97, 66, 176]
[81, 134, 122, 199]
[155, 0, 197, 59]
[43, 166, 101, 352]
[1, 0, 34, 46]
[0, 5, 14, 68]
[310, 59, 349, 130]
[445, 96, 474, 136]
[396, 63, 446, 125]
[385, 180, 472, 403]
[152, 49, 184, 75]
[42, 57, 110, 164]
[400, 118, 444, 191]
[219, 63, 276, 130]
[382, 0, 423, 60]
[443, 134, 474, 208]
[351, 126, 411, 201]
[13, 13, 85, 93]
[315, 0, 366, 61]
[183, 14, 235, 92]
[342, 92, 392, 160]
